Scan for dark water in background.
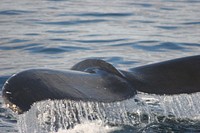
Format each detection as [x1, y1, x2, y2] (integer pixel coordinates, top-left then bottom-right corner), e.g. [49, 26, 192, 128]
[0, 0, 200, 132]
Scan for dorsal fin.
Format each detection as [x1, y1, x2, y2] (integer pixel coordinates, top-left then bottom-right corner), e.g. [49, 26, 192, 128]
[71, 59, 125, 78]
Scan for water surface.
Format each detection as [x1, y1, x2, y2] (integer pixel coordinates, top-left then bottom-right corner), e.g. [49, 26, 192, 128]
[0, 0, 200, 132]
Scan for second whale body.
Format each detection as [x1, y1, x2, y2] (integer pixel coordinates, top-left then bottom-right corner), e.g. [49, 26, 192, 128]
[2, 55, 200, 114]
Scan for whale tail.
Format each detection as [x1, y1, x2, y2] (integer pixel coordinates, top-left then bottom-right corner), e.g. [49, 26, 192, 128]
[71, 59, 125, 78]
[2, 59, 136, 114]
[2, 55, 200, 114]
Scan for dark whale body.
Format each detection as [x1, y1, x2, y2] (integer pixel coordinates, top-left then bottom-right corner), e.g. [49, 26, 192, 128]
[2, 55, 200, 114]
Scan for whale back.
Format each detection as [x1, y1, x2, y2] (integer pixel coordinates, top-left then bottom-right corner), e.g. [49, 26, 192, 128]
[128, 55, 200, 94]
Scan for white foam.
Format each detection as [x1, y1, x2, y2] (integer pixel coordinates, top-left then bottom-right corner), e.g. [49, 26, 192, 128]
[54, 120, 120, 133]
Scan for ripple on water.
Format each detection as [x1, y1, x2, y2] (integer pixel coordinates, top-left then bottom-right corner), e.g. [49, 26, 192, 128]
[0, 40, 90, 54]
[181, 21, 200, 25]
[26, 45, 90, 54]
[74, 39, 126, 44]
[37, 19, 107, 26]
[113, 41, 200, 52]
[0, 43, 38, 51]
[0, 10, 35, 15]
[73, 12, 133, 17]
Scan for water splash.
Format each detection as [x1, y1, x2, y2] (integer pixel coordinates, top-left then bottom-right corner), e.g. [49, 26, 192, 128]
[17, 93, 200, 133]
[57, 120, 121, 133]
[17, 97, 150, 133]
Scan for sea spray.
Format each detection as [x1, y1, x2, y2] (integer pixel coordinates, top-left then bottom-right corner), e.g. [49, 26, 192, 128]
[17, 93, 200, 133]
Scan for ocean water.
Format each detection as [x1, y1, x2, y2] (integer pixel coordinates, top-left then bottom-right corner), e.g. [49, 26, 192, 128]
[0, 0, 200, 132]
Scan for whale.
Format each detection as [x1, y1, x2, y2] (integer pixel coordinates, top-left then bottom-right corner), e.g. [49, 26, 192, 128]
[2, 55, 200, 114]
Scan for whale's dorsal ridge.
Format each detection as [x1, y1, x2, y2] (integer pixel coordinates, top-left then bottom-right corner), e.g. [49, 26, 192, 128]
[71, 59, 125, 78]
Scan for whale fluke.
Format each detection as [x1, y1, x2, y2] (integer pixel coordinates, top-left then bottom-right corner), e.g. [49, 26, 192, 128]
[71, 59, 125, 78]
[2, 55, 200, 114]
[2, 67, 135, 114]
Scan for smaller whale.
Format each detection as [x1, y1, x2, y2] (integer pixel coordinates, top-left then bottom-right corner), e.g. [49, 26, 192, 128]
[2, 55, 200, 114]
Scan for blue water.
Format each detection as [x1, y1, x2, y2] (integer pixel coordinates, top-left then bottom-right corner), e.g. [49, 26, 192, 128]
[0, 0, 200, 132]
